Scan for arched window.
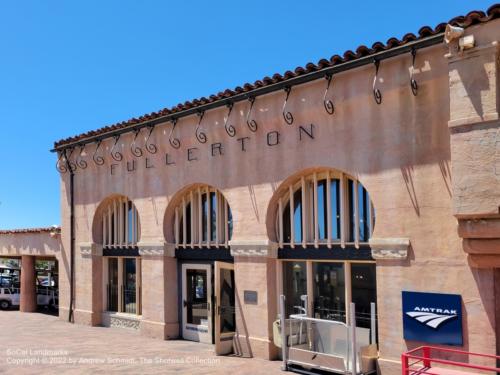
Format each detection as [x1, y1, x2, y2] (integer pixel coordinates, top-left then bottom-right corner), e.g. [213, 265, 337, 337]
[276, 170, 374, 248]
[101, 196, 140, 248]
[174, 185, 233, 248]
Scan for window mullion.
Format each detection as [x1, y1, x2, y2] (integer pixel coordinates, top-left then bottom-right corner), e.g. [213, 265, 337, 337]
[207, 187, 211, 247]
[289, 185, 294, 248]
[215, 191, 219, 247]
[301, 177, 306, 248]
[198, 187, 202, 248]
[354, 180, 360, 249]
[313, 173, 319, 248]
[340, 173, 346, 249]
[326, 173, 332, 248]
[182, 196, 187, 248]
[224, 199, 229, 247]
[125, 200, 129, 247]
[278, 197, 283, 248]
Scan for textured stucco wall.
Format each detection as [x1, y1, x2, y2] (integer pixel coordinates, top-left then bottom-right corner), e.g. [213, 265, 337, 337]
[55, 18, 500, 374]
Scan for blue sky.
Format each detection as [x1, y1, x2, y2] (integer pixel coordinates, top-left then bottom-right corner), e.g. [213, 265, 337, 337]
[0, 1, 493, 229]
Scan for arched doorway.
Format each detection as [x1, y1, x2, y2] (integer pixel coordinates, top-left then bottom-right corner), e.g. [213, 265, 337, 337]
[270, 169, 377, 330]
[93, 195, 141, 317]
[166, 184, 235, 353]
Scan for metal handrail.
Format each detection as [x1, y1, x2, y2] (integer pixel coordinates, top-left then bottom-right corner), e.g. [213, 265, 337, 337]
[402, 346, 500, 374]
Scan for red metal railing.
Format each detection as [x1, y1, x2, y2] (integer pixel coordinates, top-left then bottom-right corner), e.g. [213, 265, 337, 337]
[402, 346, 500, 375]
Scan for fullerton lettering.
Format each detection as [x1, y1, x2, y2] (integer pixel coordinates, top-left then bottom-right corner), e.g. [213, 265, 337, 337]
[109, 125, 315, 175]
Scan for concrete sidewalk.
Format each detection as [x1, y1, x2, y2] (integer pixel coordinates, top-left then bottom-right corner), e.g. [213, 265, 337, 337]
[0, 311, 282, 374]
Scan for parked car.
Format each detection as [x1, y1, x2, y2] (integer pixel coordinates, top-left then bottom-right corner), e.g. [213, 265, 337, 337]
[36, 288, 58, 309]
[0, 288, 20, 309]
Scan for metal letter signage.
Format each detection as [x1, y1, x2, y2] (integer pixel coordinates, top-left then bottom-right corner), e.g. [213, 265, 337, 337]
[402, 291, 462, 345]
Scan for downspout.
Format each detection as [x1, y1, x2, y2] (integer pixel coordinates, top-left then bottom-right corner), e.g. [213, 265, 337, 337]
[63, 149, 75, 323]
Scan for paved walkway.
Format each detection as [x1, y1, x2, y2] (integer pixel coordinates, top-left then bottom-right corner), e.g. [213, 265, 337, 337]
[0, 311, 283, 374]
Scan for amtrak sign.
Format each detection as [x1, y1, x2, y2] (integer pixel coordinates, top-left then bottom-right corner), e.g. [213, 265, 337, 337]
[402, 291, 462, 345]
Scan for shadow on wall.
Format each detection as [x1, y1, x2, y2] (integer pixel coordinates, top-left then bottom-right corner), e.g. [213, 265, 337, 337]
[234, 284, 252, 358]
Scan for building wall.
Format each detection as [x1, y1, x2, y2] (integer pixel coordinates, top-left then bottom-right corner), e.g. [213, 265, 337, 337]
[57, 18, 500, 374]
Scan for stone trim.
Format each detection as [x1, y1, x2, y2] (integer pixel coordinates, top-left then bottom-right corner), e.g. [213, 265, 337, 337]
[137, 242, 175, 257]
[102, 312, 141, 330]
[369, 238, 410, 260]
[229, 239, 279, 258]
[79, 242, 103, 257]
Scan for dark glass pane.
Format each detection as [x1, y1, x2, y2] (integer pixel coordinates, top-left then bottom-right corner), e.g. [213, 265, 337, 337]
[107, 258, 118, 312]
[211, 192, 217, 241]
[123, 258, 136, 314]
[313, 262, 346, 322]
[186, 269, 208, 325]
[348, 179, 355, 242]
[202, 194, 208, 242]
[283, 189, 303, 244]
[283, 261, 307, 316]
[219, 268, 235, 333]
[293, 190, 303, 243]
[317, 180, 327, 240]
[228, 207, 233, 240]
[331, 179, 340, 240]
[186, 203, 192, 244]
[351, 263, 377, 329]
[358, 185, 371, 241]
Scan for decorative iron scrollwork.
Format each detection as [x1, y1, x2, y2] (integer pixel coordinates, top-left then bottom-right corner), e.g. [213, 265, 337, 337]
[76, 145, 87, 169]
[110, 135, 123, 161]
[323, 74, 335, 115]
[93, 140, 105, 166]
[245, 97, 258, 132]
[195, 111, 207, 144]
[224, 102, 236, 137]
[57, 147, 76, 173]
[145, 125, 157, 154]
[410, 49, 418, 96]
[169, 118, 181, 149]
[372, 59, 382, 105]
[130, 129, 143, 157]
[282, 86, 294, 125]
[56, 151, 68, 173]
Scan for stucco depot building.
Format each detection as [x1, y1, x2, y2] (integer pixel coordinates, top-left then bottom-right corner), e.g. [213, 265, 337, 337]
[3, 4, 500, 375]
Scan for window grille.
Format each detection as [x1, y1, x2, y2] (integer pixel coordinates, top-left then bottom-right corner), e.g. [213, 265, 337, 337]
[174, 186, 233, 248]
[102, 197, 140, 248]
[276, 171, 374, 249]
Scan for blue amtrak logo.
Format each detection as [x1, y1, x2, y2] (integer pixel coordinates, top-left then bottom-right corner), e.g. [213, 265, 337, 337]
[406, 307, 457, 329]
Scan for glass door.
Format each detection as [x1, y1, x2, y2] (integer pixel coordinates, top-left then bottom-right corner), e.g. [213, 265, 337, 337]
[182, 264, 212, 344]
[214, 261, 235, 355]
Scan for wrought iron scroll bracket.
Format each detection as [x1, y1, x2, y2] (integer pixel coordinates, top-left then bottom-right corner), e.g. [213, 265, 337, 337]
[59, 147, 76, 173]
[145, 125, 157, 154]
[169, 118, 181, 149]
[195, 111, 207, 144]
[410, 48, 418, 96]
[76, 145, 87, 169]
[245, 97, 258, 132]
[93, 140, 105, 166]
[323, 74, 334, 115]
[224, 102, 236, 137]
[56, 151, 68, 173]
[372, 59, 382, 105]
[110, 135, 123, 162]
[282, 86, 294, 125]
[131, 129, 143, 157]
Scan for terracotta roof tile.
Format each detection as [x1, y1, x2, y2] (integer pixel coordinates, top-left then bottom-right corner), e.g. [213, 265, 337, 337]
[53, 4, 500, 149]
[0, 227, 61, 235]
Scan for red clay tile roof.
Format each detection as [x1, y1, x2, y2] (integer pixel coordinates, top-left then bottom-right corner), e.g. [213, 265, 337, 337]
[53, 4, 500, 149]
[0, 227, 61, 235]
